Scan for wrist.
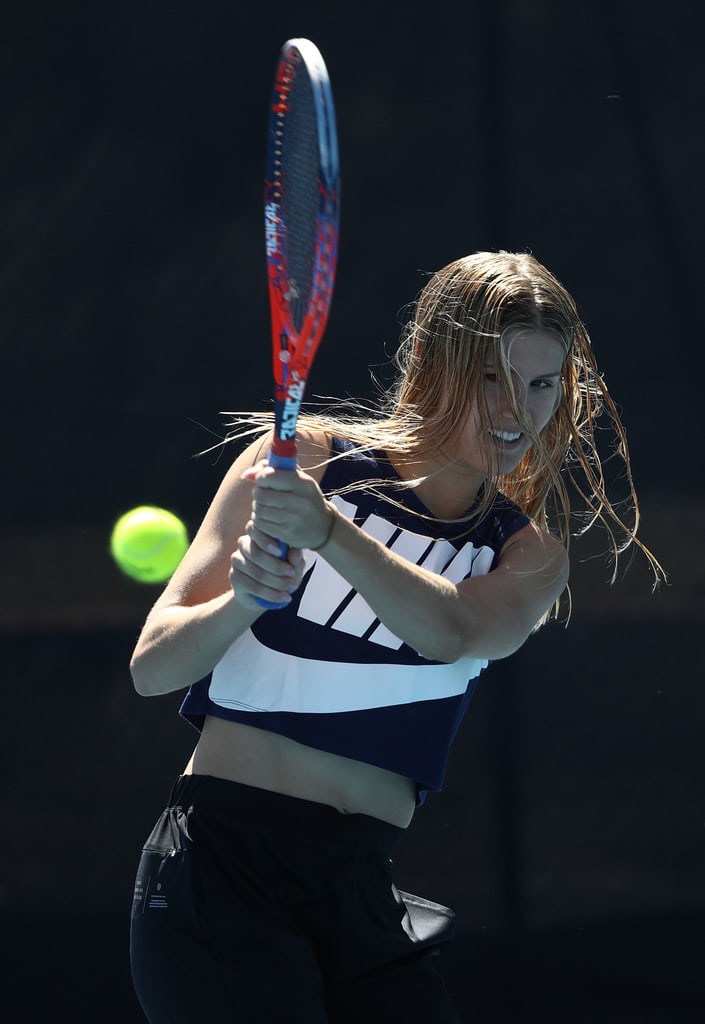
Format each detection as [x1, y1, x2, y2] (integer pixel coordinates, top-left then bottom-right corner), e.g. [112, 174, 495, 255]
[310, 501, 337, 552]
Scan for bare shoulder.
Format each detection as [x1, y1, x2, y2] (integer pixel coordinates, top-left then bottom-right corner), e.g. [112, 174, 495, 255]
[498, 520, 569, 587]
[295, 427, 333, 480]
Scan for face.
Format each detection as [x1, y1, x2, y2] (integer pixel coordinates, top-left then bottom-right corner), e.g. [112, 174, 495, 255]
[451, 329, 566, 476]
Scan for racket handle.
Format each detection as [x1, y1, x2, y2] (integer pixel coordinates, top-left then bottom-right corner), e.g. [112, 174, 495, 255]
[253, 449, 297, 610]
[267, 452, 298, 471]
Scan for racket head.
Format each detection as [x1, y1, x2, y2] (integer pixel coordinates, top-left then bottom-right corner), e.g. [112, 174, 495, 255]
[264, 38, 340, 461]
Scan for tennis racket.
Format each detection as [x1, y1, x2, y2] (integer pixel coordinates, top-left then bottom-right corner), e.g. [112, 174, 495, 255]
[258, 37, 340, 609]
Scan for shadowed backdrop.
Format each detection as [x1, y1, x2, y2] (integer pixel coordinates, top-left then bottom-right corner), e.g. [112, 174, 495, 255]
[3, 1, 703, 1021]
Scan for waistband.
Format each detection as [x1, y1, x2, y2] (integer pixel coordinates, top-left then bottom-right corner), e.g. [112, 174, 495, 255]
[168, 773, 404, 845]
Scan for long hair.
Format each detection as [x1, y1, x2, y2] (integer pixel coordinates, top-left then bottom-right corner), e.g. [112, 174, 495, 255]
[222, 251, 665, 613]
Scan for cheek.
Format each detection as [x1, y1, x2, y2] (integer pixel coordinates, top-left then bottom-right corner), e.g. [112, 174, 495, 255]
[531, 391, 561, 431]
[461, 398, 486, 432]
[549, 384, 564, 420]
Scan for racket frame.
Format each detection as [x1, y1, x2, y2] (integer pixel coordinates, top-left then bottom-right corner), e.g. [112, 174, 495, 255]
[264, 37, 340, 468]
[257, 38, 340, 607]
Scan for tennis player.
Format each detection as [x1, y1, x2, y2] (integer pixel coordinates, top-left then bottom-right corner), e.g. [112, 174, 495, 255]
[129, 251, 662, 1023]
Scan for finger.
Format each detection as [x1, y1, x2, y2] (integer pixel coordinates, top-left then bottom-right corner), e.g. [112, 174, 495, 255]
[251, 497, 290, 529]
[287, 546, 305, 570]
[241, 460, 270, 482]
[240, 530, 298, 577]
[250, 497, 306, 542]
[230, 569, 293, 609]
[245, 518, 284, 557]
[230, 551, 298, 607]
[247, 466, 308, 493]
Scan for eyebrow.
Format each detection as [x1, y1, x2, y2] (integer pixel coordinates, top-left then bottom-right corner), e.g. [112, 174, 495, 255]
[483, 364, 563, 377]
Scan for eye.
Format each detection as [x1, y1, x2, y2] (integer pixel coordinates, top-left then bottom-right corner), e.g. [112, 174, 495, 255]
[532, 378, 556, 390]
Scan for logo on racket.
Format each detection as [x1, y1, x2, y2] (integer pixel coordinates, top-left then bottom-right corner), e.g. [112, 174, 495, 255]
[264, 202, 279, 257]
[280, 374, 306, 440]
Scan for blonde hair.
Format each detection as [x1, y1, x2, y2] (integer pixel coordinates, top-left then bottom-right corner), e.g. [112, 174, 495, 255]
[222, 251, 665, 613]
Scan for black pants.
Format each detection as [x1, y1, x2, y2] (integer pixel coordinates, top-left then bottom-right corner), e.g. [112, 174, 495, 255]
[130, 775, 461, 1023]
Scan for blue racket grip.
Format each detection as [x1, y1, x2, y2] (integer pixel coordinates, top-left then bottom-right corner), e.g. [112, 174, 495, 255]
[254, 451, 297, 610]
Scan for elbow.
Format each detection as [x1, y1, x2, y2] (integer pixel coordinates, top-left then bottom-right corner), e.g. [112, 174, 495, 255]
[415, 626, 468, 665]
[130, 654, 152, 697]
[444, 634, 476, 664]
[420, 614, 519, 665]
[130, 643, 194, 697]
[130, 648, 164, 697]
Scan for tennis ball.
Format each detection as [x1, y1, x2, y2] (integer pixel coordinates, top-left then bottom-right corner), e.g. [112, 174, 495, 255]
[110, 505, 189, 584]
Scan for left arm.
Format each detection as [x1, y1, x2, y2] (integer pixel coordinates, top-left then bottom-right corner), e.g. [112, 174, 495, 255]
[306, 504, 567, 662]
[241, 462, 568, 663]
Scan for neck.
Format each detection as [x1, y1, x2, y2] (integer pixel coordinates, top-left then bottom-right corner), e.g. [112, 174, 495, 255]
[389, 453, 486, 521]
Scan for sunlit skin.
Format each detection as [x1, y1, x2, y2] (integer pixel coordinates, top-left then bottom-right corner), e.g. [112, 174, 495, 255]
[131, 331, 571, 826]
[235, 331, 567, 560]
[395, 330, 566, 519]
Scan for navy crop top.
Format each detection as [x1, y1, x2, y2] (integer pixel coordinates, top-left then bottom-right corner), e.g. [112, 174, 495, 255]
[180, 437, 531, 802]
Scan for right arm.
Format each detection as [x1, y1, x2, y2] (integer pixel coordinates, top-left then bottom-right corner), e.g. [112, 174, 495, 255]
[129, 434, 324, 697]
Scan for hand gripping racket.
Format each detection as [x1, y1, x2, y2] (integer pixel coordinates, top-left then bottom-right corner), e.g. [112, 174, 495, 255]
[258, 38, 340, 609]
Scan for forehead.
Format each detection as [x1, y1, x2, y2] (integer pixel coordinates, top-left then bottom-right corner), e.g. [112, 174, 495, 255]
[498, 328, 566, 369]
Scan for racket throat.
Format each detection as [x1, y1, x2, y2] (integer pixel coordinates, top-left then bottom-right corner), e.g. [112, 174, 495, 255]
[270, 406, 299, 461]
[273, 372, 306, 450]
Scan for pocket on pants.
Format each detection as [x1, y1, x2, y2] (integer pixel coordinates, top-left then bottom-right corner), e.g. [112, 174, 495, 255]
[394, 887, 456, 948]
[131, 806, 194, 923]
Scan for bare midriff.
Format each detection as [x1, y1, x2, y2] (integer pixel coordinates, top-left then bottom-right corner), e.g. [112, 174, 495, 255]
[184, 714, 417, 828]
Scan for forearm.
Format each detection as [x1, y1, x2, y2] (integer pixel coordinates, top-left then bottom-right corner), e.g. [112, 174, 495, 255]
[319, 504, 468, 663]
[130, 590, 261, 697]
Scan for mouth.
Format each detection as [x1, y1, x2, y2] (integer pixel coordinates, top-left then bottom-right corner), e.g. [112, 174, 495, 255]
[489, 428, 523, 446]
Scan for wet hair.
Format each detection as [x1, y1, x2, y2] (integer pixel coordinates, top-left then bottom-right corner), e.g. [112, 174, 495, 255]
[393, 251, 597, 529]
[222, 250, 665, 615]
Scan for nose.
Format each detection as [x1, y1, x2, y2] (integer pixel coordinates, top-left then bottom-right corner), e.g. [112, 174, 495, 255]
[495, 380, 527, 422]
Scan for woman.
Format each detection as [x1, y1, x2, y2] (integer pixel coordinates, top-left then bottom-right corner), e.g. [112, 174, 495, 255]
[129, 252, 662, 1023]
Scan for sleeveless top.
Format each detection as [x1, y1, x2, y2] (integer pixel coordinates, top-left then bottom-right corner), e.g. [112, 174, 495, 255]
[179, 437, 530, 802]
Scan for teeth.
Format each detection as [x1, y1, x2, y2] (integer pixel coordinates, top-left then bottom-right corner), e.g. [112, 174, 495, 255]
[490, 429, 521, 442]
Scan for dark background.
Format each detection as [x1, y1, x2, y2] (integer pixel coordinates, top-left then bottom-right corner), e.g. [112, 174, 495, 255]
[3, 1, 704, 1021]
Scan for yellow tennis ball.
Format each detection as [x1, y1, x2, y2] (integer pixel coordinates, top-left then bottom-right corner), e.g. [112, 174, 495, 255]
[110, 505, 189, 584]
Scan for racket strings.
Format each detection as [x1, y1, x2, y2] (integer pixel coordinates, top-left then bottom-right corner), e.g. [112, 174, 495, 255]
[281, 67, 320, 334]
